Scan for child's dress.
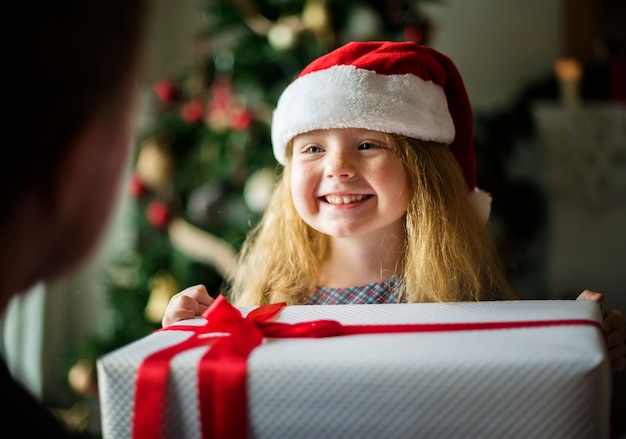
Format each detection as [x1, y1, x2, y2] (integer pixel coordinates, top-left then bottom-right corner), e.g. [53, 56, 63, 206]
[300, 276, 507, 304]
[301, 276, 403, 304]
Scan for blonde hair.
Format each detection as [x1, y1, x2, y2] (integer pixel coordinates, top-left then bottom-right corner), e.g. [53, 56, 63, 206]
[228, 134, 514, 306]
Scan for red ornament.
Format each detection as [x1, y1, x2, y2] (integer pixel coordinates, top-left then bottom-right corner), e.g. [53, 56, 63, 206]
[146, 201, 171, 229]
[153, 79, 179, 104]
[230, 108, 252, 131]
[127, 173, 147, 198]
[181, 100, 204, 123]
[209, 78, 232, 113]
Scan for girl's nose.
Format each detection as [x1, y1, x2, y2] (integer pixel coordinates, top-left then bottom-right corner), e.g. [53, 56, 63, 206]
[325, 150, 356, 179]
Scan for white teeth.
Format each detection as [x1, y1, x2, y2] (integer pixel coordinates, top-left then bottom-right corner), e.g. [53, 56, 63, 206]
[325, 194, 367, 204]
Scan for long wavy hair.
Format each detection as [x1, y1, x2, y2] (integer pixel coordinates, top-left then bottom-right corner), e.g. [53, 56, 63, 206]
[227, 133, 514, 306]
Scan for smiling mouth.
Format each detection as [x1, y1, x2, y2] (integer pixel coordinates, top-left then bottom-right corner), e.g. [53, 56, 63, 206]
[323, 194, 371, 205]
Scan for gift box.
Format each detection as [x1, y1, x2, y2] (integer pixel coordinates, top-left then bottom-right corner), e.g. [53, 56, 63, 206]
[97, 298, 610, 439]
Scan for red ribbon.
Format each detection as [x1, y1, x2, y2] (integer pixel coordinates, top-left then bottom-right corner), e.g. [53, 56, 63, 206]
[132, 295, 603, 439]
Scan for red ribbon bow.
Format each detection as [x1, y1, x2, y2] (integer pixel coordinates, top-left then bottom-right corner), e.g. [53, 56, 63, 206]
[132, 295, 602, 439]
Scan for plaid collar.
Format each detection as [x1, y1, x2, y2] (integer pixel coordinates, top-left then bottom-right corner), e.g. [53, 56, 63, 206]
[301, 276, 404, 304]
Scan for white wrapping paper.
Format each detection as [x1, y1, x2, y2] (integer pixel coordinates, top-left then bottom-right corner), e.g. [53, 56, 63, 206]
[97, 300, 610, 439]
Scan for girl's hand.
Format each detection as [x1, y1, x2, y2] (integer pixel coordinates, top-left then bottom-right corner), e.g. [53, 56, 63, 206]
[162, 284, 214, 328]
[576, 290, 625, 371]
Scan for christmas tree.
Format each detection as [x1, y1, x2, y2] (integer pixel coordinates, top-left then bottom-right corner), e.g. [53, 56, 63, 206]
[62, 1, 438, 433]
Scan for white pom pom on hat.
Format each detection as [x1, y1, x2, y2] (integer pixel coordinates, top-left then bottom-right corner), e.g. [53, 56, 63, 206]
[271, 40, 492, 221]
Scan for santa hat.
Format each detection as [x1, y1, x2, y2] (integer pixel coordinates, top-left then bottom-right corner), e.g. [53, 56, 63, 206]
[271, 40, 491, 221]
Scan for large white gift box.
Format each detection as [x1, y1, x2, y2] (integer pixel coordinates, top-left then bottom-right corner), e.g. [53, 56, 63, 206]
[97, 297, 610, 439]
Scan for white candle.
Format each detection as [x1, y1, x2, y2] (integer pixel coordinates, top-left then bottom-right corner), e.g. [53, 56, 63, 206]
[554, 58, 582, 106]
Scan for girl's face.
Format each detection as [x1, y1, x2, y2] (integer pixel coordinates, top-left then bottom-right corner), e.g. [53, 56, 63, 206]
[290, 128, 410, 239]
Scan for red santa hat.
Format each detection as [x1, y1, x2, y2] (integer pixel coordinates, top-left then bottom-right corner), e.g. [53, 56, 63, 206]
[271, 40, 491, 221]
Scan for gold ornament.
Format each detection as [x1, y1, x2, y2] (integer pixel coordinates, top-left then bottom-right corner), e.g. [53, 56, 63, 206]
[302, 0, 334, 45]
[268, 20, 297, 51]
[135, 139, 174, 191]
[49, 403, 89, 433]
[144, 271, 179, 323]
[302, 0, 329, 32]
[68, 359, 98, 396]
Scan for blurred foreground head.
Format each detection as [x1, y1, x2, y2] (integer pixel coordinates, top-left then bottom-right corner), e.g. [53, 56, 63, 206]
[0, 0, 150, 308]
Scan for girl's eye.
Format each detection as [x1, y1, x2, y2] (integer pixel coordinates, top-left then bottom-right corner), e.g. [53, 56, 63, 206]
[303, 145, 323, 154]
[358, 142, 382, 150]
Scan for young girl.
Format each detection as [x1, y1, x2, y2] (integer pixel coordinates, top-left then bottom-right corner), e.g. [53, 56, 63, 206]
[162, 41, 625, 371]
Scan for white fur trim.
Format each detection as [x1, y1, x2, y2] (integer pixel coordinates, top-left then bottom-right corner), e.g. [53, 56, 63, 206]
[271, 65, 454, 165]
[469, 187, 492, 223]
